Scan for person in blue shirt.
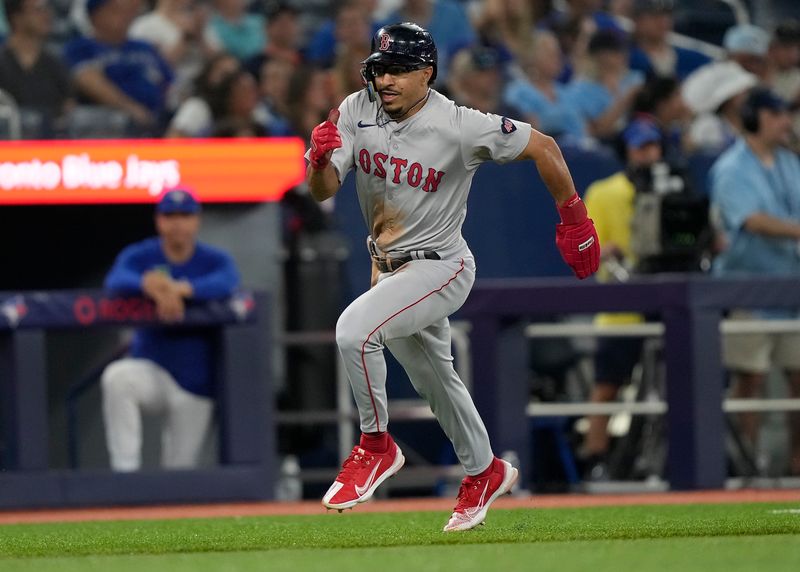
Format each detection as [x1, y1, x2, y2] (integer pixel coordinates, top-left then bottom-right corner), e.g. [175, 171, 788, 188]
[63, 0, 174, 131]
[207, 0, 265, 62]
[101, 187, 241, 472]
[503, 30, 587, 142]
[628, 0, 710, 81]
[710, 88, 800, 476]
[565, 29, 645, 141]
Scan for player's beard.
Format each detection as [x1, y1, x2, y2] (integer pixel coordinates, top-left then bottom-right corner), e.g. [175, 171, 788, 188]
[382, 89, 430, 121]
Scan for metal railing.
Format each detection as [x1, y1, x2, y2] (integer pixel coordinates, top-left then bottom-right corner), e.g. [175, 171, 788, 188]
[275, 316, 800, 487]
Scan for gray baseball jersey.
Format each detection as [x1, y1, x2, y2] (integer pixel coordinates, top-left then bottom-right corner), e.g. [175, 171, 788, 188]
[330, 89, 533, 259]
[317, 89, 533, 476]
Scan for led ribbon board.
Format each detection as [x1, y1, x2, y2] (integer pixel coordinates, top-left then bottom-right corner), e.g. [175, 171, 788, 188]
[0, 138, 306, 204]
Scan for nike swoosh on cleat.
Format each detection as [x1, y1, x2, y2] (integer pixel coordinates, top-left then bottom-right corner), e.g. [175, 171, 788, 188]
[354, 459, 382, 496]
[358, 120, 377, 128]
[478, 480, 490, 507]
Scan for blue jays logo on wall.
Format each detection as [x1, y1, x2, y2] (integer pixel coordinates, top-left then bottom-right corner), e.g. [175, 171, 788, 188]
[501, 117, 516, 135]
[1, 295, 28, 328]
[229, 291, 256, 321]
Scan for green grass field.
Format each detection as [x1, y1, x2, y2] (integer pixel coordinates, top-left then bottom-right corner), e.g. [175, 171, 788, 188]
[1, 502, 799, 571]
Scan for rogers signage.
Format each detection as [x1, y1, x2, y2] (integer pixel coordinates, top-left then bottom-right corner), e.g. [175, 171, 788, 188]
[0, 137, 306, 204]
[73, 295, 157, 326]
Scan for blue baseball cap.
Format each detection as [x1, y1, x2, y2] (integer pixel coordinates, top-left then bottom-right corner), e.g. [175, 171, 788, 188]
[745, 87, 788, 115]
[156, 188, 201, 214]
[623, 119, 662, 149]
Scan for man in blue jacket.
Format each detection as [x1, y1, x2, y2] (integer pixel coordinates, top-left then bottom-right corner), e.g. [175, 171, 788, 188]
[101, 187, 240, 472]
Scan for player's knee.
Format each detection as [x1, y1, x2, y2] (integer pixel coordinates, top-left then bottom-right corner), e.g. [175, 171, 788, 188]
[335, 320, 358, 352]
[336, 314, 367, 352]
[101, 360, 137, 395]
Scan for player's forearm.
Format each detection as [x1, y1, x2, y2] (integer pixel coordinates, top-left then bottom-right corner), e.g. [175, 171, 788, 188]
[521, 130, 577, 205]
[104, 269, 144, 293]
[306, 164, 341, 202]
[188, 260, 240, 299]
[73, 68, 146, 116]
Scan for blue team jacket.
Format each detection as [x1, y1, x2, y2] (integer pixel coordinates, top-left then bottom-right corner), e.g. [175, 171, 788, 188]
[104, 237, 240, 397]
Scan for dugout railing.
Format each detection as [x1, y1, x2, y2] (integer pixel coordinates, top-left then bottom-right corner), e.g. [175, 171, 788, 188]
[0, 289, 273, 509]
[277, 323, 800, 494]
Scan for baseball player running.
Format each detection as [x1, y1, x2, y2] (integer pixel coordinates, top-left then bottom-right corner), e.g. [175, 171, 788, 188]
[306, 22, 599, 531]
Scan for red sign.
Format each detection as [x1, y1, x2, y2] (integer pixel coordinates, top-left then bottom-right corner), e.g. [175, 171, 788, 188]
[0, 137, 307, 204]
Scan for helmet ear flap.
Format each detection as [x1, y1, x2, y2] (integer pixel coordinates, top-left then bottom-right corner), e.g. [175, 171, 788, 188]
[361, 64, 377, 103]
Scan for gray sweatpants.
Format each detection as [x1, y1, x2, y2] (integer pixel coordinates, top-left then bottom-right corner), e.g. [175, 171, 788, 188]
[335, 256, 493, 475]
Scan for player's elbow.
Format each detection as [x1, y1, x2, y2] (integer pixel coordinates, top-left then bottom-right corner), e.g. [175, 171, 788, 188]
[535, 131, 559, 157]
[518, 129, 559, 163]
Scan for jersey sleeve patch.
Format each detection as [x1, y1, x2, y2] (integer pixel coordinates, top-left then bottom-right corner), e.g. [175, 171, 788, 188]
[500, 117, 517, 135]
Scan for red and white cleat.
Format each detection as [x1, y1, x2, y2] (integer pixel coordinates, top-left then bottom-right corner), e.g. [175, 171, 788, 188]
[322, 438, 405, 510]
[443, 457, 519, 532]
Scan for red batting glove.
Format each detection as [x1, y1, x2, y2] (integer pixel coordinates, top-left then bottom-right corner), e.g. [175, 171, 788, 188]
[555, 194, 600, 280]
[309, 108, 342, 170]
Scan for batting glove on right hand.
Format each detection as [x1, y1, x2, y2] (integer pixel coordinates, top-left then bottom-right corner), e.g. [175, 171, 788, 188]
[555, 194, 600, 280]
[309, 109, 342, 170]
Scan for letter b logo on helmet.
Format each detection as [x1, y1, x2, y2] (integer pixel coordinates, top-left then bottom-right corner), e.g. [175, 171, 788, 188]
[363, 22, 438, 83]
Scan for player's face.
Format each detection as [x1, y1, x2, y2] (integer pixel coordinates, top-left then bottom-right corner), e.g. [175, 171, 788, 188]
[156, 213, 201, 251]
[373, 65, 433, 119]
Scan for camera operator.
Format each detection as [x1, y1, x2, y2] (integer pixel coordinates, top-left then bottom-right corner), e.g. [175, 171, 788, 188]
[580, 117, 710, 480]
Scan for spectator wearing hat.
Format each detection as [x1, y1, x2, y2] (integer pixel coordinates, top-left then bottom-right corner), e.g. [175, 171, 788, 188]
[629, 0, 711, 81]
[101, 187, 241, 472]
[722, 23, 770, 81]
[710, 88, 800, 476]
[503, 29, 588, 141]
[446, 44, 518, 116]
[682, 60, 758, 153]
[63, 0, 174, 130]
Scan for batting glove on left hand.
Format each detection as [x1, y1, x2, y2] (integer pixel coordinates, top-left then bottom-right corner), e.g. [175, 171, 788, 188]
[555, 194, 600, 280]
[309, 109, 342, 170]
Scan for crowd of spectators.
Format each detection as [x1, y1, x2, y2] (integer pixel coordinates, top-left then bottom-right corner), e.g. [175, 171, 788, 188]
[0, 0, 796, 156]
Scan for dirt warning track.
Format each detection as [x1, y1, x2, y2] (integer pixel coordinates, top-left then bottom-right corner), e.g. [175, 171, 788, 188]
[0, 489, 797, 525]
